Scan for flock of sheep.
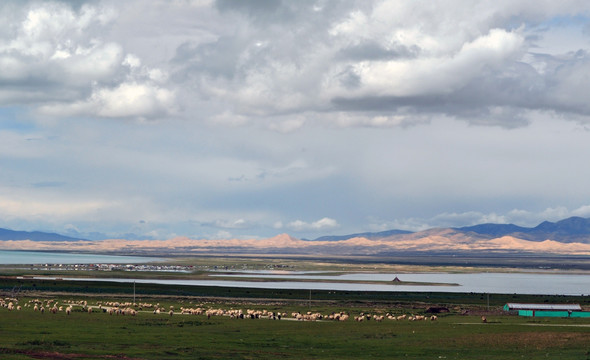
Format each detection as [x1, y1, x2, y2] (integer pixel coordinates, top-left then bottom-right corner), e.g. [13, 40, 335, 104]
[0, 297, 438, 323]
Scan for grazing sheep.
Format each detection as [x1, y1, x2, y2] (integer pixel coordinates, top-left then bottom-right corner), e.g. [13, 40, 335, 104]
[481, 316, 487, 323]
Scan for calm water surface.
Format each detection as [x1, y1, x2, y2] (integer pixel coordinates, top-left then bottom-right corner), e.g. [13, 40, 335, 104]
[0, 250, 161, 264]
[50, 271, 590, 295]
[5, 250, 589, 295]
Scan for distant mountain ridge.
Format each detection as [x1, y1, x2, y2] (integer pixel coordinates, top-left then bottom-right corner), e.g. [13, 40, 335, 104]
[456, 216, 590, 243]
[0, 228, 83, 242]
[2, 217, 590, 257]
[313, 216, 590, 243]
[2, 216, 590, 256]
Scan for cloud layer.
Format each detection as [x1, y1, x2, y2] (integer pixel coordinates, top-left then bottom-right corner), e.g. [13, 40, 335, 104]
[1, 0, 590, 240]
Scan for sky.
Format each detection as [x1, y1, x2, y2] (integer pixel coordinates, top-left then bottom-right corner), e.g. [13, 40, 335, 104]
[1, 0, 590, 241]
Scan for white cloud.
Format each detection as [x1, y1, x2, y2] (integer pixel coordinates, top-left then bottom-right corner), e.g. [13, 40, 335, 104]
[380, 205, 590, 233]
[345, 28, 524, 98]
[61, 42, 124, 83]
[432, 211, 509, 227]
[211, 218, 250, 229]
[4, 1, 590, 126]
[573, 205, 590, 217]
[286, 217, 340, 232]
[539, 206, 571, 221]
[0, 1, 175, 119]
[38, 81, 175, 119]
[3, 1, 590, 241]
[163, 0, 590, 130]
[328, 112, 425, 128]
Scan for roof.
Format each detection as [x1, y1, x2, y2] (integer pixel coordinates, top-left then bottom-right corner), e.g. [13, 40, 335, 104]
[504, 303, 582, 311]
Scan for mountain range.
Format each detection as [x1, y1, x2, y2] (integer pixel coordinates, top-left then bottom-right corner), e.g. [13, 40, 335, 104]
[2, 217, 590, 256]
[0, 228, 82, 242]
[314, 216, 590, 243]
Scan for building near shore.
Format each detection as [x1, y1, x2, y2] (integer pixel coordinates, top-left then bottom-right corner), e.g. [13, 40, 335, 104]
[504, 303, 590, 318]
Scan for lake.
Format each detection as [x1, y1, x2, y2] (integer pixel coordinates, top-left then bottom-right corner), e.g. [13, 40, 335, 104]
[0, 250, 161, 265]
[3, 250, 589, 295]
[41, 271, 590, 295]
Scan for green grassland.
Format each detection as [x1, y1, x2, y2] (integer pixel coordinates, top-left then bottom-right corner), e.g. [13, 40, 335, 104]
[1, 299, 590, 359]
[1, 255, 590, 360]
[1, 277, 590, 359]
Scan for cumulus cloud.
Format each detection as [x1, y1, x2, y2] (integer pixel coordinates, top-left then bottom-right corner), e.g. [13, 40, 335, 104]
[38, 81, 176, 119]
[209, 218, 251, 229]
[377, 205, 590, 232]
[3, 0, 590, 241]
[286, 217, 340, 232]
[572, 205, 590, 217]
[343, 28, 524, 98]
[431, 211, 509, 227]
[161, 1, 590, 130]
[3, 1, 590, 128]
[0, 1, 175, 119]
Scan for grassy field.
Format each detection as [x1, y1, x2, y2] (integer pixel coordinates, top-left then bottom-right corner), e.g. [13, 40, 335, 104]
[0, 276, 590, 359]
[1, 255, 590, 359]
[1, 298, 590, 360]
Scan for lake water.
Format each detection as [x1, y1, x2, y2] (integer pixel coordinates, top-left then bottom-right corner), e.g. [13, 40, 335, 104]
[0, 250, 161, 265]
[3, 250, 589, 295]
[44, 271, 590, 295]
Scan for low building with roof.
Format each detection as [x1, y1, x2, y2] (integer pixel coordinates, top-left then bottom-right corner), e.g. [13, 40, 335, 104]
[503, 303, 581, 311]
[504, 303, 589, 318]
